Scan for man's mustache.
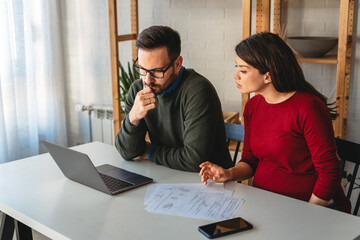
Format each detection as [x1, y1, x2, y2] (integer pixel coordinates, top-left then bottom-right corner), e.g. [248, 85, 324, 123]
[143, 81, 162, 95]
[143, 81, 162, 90]
[143, 81, 157, 88]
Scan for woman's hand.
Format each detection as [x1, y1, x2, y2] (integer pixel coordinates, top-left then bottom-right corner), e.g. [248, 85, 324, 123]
[199, 161, 232, 185]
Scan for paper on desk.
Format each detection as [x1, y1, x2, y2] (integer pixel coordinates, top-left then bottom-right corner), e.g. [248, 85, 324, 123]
[144, 183, 232, 205]
[144, 183, 244, 221]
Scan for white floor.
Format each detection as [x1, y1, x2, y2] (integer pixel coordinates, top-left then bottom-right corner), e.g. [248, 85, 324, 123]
[0, 212, 50, 240]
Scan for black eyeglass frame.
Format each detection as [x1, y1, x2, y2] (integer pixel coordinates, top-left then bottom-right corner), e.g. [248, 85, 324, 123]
[133, 57, 177, 79]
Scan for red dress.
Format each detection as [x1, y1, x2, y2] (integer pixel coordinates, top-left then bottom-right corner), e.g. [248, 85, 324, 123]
[240, 92, 351, 213]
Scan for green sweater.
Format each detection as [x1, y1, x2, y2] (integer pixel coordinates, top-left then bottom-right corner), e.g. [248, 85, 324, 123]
[115, 68, 232, 172]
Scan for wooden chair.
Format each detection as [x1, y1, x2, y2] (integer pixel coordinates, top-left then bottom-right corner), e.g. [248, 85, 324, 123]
[335, 138, 360, 215]
[224, 122, 244, 166]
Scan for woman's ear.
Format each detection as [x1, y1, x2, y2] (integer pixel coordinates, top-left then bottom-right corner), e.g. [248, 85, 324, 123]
[264, 72, 272, 84]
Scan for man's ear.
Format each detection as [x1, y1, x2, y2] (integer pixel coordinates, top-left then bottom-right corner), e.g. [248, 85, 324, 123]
[264, 72, 272, 84]
[175, 56, 183, 73]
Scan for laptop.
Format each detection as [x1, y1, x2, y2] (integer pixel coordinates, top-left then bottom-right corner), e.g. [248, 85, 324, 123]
[41, 141, 153, 195]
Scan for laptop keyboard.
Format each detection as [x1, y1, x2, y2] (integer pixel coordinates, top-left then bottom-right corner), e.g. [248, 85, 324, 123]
[99, 173, 133, 192]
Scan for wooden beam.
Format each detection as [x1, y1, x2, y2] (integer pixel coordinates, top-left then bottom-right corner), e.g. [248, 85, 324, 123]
[117, 33, 137, 42]
[335, 0, 354, 138]
[342, 0, 355, 138]
[256, 0, 270, 33]
[130, 0, 139, 61]
[242, 0, 252, 39]
[273, 0, 282, 35]
[241, 0, 252, 124]
[241, 0, 271, 126]
[108, 0, 121, 138]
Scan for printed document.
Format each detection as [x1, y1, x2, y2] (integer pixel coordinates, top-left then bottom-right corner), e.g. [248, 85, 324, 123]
[144, 183, 244, 221]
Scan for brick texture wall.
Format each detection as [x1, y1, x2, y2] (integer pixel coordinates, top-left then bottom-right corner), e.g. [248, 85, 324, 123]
[61, 0, 360, 146]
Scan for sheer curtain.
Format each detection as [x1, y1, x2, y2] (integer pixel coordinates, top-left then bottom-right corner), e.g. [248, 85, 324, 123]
[0, 0, 67, 163]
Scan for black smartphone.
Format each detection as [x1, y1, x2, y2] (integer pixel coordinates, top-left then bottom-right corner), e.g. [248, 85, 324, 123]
[198, 217, 253, 239]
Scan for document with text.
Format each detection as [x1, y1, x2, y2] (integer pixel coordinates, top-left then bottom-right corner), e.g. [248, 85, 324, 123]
[144, 183, 244, 221]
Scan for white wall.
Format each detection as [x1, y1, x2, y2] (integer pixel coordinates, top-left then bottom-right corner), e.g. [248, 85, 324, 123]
[120, 0, 245, 112]
[284, 0, 360, 143]
[60, 0, 113, 146]
[60, 0, 360, 146]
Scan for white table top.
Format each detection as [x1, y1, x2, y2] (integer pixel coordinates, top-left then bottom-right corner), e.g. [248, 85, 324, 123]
[0, 142, 359, 240]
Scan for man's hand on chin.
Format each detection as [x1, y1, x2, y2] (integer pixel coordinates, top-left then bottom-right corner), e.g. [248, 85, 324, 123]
[140, 142, 152, 160]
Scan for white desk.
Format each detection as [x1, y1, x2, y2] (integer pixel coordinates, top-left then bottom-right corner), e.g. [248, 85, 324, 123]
[0, 142, 359, 240]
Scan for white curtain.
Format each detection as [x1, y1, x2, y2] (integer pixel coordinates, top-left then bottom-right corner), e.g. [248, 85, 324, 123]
[0, 0, 67, 163]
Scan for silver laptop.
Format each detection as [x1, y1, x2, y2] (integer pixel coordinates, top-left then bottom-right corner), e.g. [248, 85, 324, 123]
[41, 141, 153, 195]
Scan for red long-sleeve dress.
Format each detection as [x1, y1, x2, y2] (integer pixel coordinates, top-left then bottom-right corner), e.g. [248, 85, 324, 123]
[240, 92, 351, 213]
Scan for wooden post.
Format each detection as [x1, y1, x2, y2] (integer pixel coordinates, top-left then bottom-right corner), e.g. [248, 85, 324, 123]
[108, 0, 121, 138]
[256, 0, 270, 33]
[241, 0, 252, 125]
[109, 0, 139, 139]
[335, 0, 354, 138]
[273, 0, 282, 35]
[242, 0, 252, 39]
[241, 0, 271, 124]
[240, 1, 253, 185]
[130, 0, 139, 61]
[240, 0, 271, 127]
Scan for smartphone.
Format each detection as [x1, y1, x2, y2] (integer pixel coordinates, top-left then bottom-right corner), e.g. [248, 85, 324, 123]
[198, 217, 253, 239]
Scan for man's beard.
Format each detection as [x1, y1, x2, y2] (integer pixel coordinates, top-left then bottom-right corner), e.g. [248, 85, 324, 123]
[143, 81, 162, 95]
[143, 71, 177, 95]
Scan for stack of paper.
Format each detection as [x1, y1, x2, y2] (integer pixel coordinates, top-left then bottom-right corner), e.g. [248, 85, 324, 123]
[144, 183, 245, 221]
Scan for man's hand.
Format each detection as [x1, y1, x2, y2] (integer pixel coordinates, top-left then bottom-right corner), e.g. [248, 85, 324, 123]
[140, 142, 152, 160]
[129, 87, 156, 126]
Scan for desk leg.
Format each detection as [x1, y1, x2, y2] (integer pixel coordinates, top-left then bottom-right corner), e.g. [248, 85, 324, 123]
[0, 214, 14, 240]
[15, 219, 33, 240]
[0, 214, 33, 240]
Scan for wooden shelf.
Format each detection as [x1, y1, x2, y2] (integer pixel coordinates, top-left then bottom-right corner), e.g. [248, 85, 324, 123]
[242, 0, 355, 138]
[296, 55, 337, 64]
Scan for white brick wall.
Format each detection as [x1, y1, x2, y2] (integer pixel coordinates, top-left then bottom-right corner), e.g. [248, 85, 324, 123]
[284, 0, 360, 144]
[61, 0, 360, 145]
[137, 0, 244, 112]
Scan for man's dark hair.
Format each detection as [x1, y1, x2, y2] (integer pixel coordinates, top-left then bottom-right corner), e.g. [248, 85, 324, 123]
[135, 25, 181, 60]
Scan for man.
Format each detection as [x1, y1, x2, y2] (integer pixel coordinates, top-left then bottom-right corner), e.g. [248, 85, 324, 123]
[115, 25, 232, 172]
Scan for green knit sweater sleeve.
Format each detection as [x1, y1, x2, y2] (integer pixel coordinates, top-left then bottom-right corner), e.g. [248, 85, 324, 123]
[150, 81, 222, 172]
[115, 80, 147, 160]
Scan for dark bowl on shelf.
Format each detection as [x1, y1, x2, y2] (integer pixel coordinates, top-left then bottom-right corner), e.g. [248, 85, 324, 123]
[287, 36, 338, 58]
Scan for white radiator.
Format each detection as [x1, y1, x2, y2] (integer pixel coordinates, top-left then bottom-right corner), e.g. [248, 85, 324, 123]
[91, 105, 114, 145]
[76, 104, 114, 145]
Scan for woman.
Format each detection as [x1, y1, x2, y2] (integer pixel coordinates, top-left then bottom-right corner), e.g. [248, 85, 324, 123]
[199, 32, 351, 213]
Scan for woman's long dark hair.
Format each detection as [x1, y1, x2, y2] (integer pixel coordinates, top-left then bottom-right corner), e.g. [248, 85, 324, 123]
[235, 32, 337, 119]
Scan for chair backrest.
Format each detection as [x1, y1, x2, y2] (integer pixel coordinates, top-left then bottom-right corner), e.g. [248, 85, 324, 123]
[335, 138, 360, 215]
[224, 123, 245, 165]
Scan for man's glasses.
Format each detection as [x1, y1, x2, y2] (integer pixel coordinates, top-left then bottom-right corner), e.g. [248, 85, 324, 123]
[133, 58, 176, 79]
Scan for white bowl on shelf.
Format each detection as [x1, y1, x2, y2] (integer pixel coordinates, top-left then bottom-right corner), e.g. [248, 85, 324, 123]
[287, 36, 338, 58]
